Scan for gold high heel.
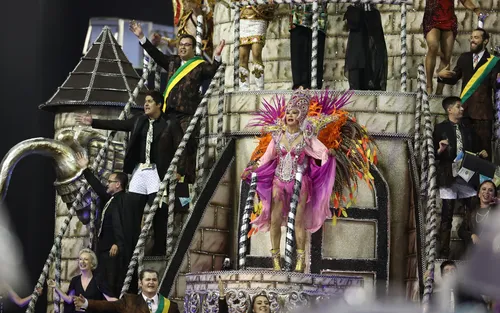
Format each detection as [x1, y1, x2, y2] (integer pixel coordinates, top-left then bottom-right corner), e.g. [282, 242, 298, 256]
[271, 249, 281, 271]
[295, 249, 305, 273]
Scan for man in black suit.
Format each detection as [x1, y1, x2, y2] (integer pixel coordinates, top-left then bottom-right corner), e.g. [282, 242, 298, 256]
[76, 152, 137, 296]
[74, 269, 180, 313]
[433, 96, 488, 258]
[129, 21, 225, 186]
[76, 90, 184, 256]
[438, 28, 500, 160]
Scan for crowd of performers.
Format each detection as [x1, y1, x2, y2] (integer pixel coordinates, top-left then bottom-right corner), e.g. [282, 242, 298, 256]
[2, 1, 500, 311]
[234, 2, 388, 91]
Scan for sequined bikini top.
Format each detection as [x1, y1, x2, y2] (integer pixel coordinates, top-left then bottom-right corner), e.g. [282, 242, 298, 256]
[275, 136, 307, 183]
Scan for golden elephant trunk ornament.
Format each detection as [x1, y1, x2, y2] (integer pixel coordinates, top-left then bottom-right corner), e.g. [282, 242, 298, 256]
[0, 137, 84, 203]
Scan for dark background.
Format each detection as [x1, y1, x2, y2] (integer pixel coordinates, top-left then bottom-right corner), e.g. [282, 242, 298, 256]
[0, 1, 172, 312]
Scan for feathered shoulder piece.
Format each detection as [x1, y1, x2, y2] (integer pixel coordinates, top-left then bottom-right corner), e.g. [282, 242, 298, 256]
[247, 90, 378, 218]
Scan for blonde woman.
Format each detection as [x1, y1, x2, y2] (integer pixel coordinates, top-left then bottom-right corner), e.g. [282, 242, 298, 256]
[48, 249, 117, 313]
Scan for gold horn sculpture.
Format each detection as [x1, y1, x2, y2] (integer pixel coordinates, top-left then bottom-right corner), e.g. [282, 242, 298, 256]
[0, 137, 84, 203]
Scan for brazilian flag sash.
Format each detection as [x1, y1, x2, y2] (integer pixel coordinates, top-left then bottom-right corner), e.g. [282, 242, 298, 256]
[155, 295, 171, 313]
[460, 55, 500, 103]
[162, 56, 205, 112]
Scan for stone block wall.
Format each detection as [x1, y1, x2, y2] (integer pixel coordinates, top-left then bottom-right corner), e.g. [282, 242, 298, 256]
[213, 1, 500, 93]
[170, 165, 235, 301]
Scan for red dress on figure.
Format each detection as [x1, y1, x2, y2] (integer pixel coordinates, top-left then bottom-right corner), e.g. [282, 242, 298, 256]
[423, 0, 458, 38]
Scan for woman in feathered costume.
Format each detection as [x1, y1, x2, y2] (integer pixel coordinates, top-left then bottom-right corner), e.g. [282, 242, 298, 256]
[242, 89, 377, 272]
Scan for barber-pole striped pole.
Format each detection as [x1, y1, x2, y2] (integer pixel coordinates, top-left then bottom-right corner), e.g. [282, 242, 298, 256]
[143, 52, 151, 89]
[196, 15, 204, 56]
[495, 89, 500, 162]
[284, 171, 303, 271]
[414, 77, 423, 164]
[166, 175, 177, 256]
[400, 4, 407, 92]
[216, 65, 226, 155]
[419, 64, 439, 305]
[233, 8, 241, 90]
[310, 0, 319, 89]
[154, 61, 161, 91]
[239, 173, 257, 269]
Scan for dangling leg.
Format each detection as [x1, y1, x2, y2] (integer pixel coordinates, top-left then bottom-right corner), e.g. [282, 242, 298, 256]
[294, 190, 308, 272]
[425, 29, 441, 95]
[439, 198, 455, 259]
[239, 45, 251, 91]
[270, 185, 283, 270]
[251, 43, 265, 90]
[435, 30, 455, 95]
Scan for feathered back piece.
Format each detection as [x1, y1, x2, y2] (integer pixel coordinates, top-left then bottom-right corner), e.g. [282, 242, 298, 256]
[247, 90, 377, 211]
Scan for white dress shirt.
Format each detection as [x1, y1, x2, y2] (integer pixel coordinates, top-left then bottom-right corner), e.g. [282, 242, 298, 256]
[142, 293, 159, 312]
[473, 49, 486, 68]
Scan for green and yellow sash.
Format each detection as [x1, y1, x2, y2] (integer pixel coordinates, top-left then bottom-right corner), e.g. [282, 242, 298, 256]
[155, 295, 172, 313]
[460, 55, 500, 103]
[163, 56, 205, 112]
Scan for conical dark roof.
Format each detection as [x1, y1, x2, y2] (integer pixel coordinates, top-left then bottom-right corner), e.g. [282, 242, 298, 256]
[40, 26, 145, 111]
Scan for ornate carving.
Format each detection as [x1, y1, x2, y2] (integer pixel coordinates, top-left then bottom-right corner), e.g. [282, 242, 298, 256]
[186, 289, 345, 313]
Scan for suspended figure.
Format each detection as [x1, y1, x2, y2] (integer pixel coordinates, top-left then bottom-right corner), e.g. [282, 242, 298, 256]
[423, 0, 482, 94]
[237, 3, 277, 90]
[242, 90, 377, 272]
[174, 0, 215, 56]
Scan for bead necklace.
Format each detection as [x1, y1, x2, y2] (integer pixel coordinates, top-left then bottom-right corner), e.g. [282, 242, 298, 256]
[285, 130, 300, 144]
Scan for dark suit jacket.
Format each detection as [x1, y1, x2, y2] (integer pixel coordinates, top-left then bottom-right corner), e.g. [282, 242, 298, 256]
[88, 293, 179, 313]
[92, 113, 184, 179]
[141, 39, 221, 116]
[439, 50, 500, 120]
[82, 169, 139, 261]
[433, 119, 480, 187]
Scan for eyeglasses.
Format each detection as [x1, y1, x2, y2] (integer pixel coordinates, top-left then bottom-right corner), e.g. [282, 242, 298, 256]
[107, 180, 119, 183]
[179, 43, 193, 47]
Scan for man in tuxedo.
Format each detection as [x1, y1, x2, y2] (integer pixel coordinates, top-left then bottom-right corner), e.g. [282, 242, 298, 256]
[74, 269, 180, 313]
[433, 96, 488, 258]
[438, 28, 500, 160]
[129, 20, 225, 185]
[76, 90, 184, 256]
[76, 152, 137, 296]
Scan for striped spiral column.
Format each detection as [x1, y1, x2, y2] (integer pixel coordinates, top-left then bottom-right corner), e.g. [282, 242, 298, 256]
[284, 171, 303, 271]
[400, 4, 407, 92]
[195, 102, 209, 194]
[54, 242, 61, 313]
[196, 15, 204, 56]
[418, 64, 439, 305]
[419, 80, 430, 196]
[154, 61, 161, 91]
[88, 191, 98, 249]
[216, 65, 226, 155]
[166, 174, 178, 256]
[414, 80, 423, 164]
[143, 52, 151, 89]
[310, 0, 319, 89]
[233, 8, 241, 90]
[238, 173, 257, 269]
[120, 67, 226, 295]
